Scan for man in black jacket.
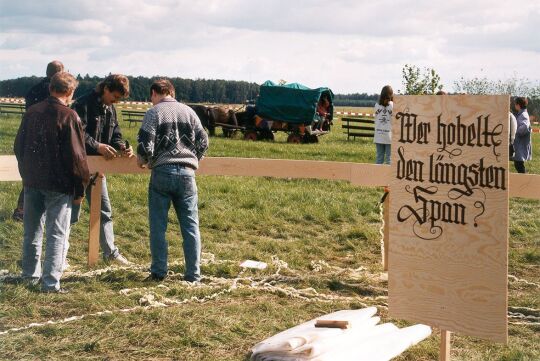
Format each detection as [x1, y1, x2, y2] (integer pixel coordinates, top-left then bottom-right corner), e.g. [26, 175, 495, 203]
[12, 60, 64, 221]
[71, 74, 133, 265]
[14, 71, 89, 293]
[24, 60, 64, 110]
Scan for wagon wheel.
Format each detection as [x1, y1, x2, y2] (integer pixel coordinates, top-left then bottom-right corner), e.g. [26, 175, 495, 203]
[287, 134, 302, 144]
[244, 131, 258, 141]
[302, 133, 318, 144]
[230, 130, 243, 139]
[260, 129, 275, 141]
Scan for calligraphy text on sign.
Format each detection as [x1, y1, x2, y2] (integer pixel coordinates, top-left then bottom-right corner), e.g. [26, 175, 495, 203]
[394, 112, 505, 239]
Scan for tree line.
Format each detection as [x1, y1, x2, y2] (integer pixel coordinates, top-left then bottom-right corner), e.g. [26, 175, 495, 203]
[401, 64, 539, 119]
[0, 75, 261, 104]
[0, 75, 378, 106]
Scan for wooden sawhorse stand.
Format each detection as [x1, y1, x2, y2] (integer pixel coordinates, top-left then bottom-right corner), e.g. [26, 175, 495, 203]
[87, 173, 103, 267]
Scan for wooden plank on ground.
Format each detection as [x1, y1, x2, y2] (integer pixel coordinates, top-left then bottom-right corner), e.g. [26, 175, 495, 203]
[389, 95, 510, 343]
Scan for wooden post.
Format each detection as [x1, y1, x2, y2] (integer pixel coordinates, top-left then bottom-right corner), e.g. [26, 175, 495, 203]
[382, 188, 390, 271]
[88, 174, 103, 267]
[440, 329, 451, 361]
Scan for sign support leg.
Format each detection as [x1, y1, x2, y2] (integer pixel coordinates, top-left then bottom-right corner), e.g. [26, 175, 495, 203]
[382, 188, 390, 271]
[440, 329, 451, 361]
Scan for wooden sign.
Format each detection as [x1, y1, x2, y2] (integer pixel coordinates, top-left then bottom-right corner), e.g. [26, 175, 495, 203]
[389, 95, 509, 343]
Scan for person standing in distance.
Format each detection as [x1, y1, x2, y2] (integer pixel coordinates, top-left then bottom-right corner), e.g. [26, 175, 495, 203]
[512, 97, 532, 173]
[373, 85, 393, 165]
[509, 111, 517, 159]
[14, 72, 89, 293]
[71, 74, 133, 265]
[12, 60, 65, 222]
[137, 79, 208, 282]
[25, 60, 64, 109]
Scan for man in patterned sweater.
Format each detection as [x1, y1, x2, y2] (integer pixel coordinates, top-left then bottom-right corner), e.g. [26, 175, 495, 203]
[137, 79, 208, 282]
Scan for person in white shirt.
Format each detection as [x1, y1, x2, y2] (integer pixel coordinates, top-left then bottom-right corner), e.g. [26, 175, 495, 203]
[373, 85, 393, 164]
[508, 111, 517, 159]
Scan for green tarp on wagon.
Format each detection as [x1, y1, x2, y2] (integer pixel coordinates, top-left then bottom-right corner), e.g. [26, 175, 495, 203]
[256, 80, 334, 125]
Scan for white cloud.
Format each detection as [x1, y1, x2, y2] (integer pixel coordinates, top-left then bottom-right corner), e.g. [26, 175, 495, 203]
[0, 0, 538, 93]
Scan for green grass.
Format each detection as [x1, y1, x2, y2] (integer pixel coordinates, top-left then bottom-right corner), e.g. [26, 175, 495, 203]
[1, 112, 539, 360]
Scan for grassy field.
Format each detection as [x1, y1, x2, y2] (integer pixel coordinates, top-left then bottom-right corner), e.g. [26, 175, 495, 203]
[0, 111, 539, 360]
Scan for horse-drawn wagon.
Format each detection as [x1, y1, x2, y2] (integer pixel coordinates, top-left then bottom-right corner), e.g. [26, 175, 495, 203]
[190, 81, 334, 144]
[240, 81, 334, 143]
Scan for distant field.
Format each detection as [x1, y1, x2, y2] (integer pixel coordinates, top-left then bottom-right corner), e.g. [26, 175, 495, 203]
[0, 112, 539, 360]
[334, 106, 373, 114]
[115, 103, 375, 115]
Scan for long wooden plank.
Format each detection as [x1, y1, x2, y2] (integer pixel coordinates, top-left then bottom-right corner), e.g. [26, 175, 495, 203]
[198, 157, 352, 182]
[0, 156, 20, 181]
[509, 172, 540, 199]
[350, 163, 391, 187]
[0, 155, 538, 199]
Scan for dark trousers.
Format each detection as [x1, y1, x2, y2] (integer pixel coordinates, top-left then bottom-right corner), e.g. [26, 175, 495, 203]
[514, 161, 526, 174]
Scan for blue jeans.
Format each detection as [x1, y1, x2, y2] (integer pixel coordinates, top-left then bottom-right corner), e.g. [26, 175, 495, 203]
[149, 164, 201, 281]
[375, 143, 391, 165]
[71, 176, 119, 259]
[21, 187, 72, 291]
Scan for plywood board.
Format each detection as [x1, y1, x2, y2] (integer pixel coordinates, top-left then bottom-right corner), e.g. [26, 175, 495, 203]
[389, 95, 509, 343]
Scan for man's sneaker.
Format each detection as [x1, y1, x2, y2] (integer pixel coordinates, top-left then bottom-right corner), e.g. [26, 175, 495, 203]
[144, 273, 166, 282]
[41, 288, 69, 294]
[12, 208, 24, 222]
[4, 276, 39, 286]
[108, 253, 131, 266]
[62, 260, 71, 272]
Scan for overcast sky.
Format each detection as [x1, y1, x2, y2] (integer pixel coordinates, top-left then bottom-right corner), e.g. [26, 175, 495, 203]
[1, 0, 539, 93]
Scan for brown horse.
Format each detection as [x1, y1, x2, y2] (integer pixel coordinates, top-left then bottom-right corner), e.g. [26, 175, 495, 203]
[187, 104, 238, 137]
